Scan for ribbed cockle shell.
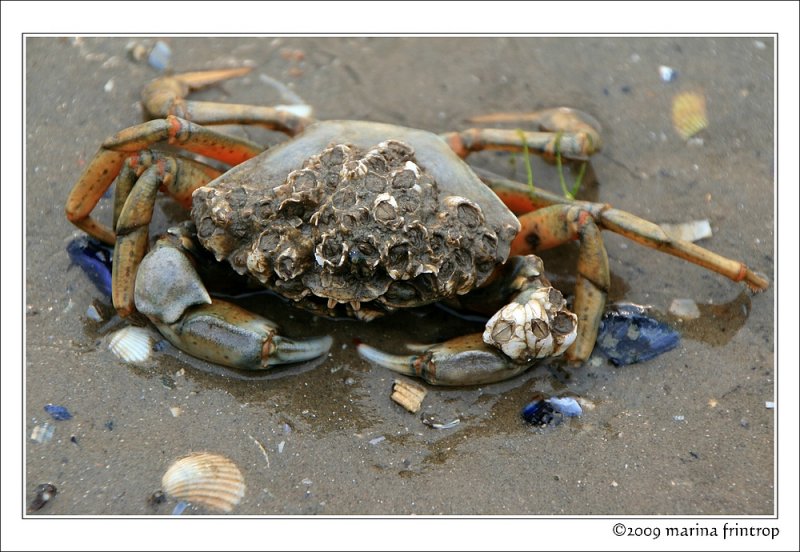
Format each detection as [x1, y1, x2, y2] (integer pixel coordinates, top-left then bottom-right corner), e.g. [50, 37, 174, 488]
[161, 452, 245, 513]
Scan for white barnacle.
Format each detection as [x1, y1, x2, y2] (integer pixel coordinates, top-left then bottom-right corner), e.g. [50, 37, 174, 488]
[315, 232, 349, 268]
[246, 249, 270, 282]
[373, 193, 399, 223]
[373, 193, 398, 209]
[403, 160, 421, 177]
[483, 303, 529, 360]
[340, 159, 369, 181]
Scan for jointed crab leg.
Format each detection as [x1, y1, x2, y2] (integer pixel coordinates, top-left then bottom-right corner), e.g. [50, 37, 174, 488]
[66, 116, 264, 246]
[511, 204, 610, 361]
[482, 173, 768, 361]
[441, 107, 602, 161]
[141, 68, 312, 136]
[111, 153, 223, 316]
[487, 174, 769, 290]
[442, 128, 599, 161]
[134, 226, 333, 369]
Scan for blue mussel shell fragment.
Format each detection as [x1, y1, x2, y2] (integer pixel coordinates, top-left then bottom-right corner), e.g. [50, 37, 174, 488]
[67, 237, 113, 297]
[522, 396, 583, 426]
[595, 303, 680, 366]
[522, 400, 555, 426]
[44, 404, 73, 421]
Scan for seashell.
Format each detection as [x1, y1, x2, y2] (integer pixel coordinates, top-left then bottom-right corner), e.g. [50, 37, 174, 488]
[161, 452, 245, 513]
[672, 91, 708, 139]
[660, 219, 712, 243]
[108, 326, 154, 363]
[391, 378, 427, 413]
[595, 303, 680, 366]
[44, 404, 73, 421]
[521, 399, 555, 426]
[546, 396, 583, 417]
[29, 483, 57, 512]
[30, 423, 55, 444]
[66, 237, 113, 298]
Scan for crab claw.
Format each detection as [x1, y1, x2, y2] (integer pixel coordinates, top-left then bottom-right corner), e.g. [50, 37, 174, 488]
[134, 235, 332, 370]
[357, 334, 533, 386]
[482, 286, 577, 363]
[154, 300, 333, 370]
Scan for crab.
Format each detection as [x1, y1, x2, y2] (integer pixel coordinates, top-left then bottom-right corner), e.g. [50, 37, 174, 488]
[66, 68, 768, 386]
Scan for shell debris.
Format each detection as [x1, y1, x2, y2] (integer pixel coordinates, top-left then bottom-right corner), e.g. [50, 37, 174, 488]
[108, 326, 154, 364]
[391, 378, 427, 413]
[672, 91, 708, 140]
[30, 423, 55, 444]
[162, 452, 245, 513]
[660, 220, 712, 243]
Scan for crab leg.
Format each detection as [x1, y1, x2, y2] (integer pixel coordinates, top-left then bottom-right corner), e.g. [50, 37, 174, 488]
[480, 174, 768, 360]
[486, 174, 769, 291]
[110, 153, 223, 316]
[66, 116, 263, 245]
[134, 228, 332, 369]
[141, 69, 312, 136]
[358, 256, 578, 385]
[441, 107, 602, 161]
[511, 204, 610, 361]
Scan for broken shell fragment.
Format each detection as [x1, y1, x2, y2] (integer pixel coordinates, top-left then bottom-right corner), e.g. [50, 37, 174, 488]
[391, 378, 427, 413]
[660, 220, 712, 243]
[672, 91, 708, 139]
[29, 483, 57, 512]
[162, 452, 245, 513]
[108, 326, 154, 364]
[30, 423, 55, 444]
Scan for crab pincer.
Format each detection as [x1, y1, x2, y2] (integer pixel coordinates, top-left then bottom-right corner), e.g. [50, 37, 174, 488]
[357, 285, 577, 386]
[134, 229, 332, 369]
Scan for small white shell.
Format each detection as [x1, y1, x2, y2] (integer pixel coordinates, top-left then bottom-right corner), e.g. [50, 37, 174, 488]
[108, 326, 153, 363]
[162, 452, 245, 513]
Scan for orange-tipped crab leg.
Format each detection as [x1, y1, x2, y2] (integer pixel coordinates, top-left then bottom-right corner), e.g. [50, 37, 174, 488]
[442, 128, 598, 161]
[66, 115, 263, 246]
[135, 227, 332, 369]
[441, 107, 602, 161]
[112, 150, 222, 229]
[493, 177, 768, 361]
[597, 207, 769, 291]
[141, 69, 313, 136]
[484, 173, 769, 292]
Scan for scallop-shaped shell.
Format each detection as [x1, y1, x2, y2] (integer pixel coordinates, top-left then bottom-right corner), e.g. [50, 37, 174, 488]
[161, 452, 245, 513]
[108, 326, 153, 363]
[672, 91, 708, 139]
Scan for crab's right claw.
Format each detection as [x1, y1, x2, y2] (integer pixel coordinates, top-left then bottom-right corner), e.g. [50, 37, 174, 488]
[482, 286, 578, 363]
[357, 286, 577, 386]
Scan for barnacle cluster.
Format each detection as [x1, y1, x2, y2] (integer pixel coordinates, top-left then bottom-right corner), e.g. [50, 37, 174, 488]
[192, 140, 503, 317]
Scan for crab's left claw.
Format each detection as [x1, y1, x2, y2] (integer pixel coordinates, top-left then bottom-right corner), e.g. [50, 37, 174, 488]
[134, 230, 333, 370]
[357, 335, 532, 386]
[153, 300, 334, 369]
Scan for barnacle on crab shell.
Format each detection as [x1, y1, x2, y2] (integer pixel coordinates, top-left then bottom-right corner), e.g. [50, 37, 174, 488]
[192, 127, 516, 317]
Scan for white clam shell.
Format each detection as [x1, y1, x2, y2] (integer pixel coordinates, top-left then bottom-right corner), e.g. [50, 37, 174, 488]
[108, 326, 154, 363]
[162, 452, 245, 513]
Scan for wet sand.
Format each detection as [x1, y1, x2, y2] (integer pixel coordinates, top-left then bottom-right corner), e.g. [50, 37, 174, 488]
[24, 37, 774, 524]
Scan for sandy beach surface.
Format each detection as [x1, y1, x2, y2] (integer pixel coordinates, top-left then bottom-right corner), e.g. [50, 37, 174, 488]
[21, 35, 777, 539]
